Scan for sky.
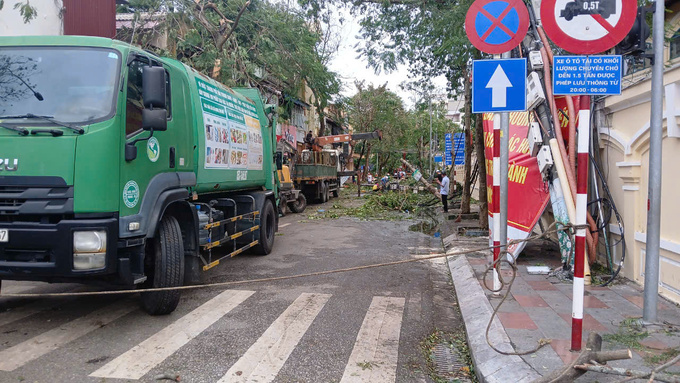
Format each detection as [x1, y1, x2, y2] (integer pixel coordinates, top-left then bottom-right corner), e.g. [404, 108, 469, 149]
[326, 6, 448, 109]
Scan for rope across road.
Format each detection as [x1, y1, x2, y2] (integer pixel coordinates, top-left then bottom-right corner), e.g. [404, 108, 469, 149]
[0, 243, 493, 298]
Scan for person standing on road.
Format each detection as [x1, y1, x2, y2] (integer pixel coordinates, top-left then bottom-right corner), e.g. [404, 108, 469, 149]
[435, 172, 450, 213]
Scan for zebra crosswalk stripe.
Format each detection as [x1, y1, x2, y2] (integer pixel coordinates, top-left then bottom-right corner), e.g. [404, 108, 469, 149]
[218, 293, 331, 383]
[340, 296, 405, 383]
[0, 299, 136, 371]
[0, 287, 88, 328]
[90, 289, 255, 380]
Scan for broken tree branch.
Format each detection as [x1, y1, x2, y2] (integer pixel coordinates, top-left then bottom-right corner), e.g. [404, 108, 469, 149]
[574, 363, 680, 383]
[192, 0, 251, 52]
[217, 0, 250, 50]
[535, 333, 632, 383]
[615, 352, 680, 383]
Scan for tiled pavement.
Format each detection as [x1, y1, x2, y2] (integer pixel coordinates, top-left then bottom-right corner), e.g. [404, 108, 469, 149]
[446, 231, 680, 382]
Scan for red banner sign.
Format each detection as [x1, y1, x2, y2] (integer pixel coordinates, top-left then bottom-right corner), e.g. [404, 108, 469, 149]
[280, 124, 297, 146]
[484, 112, 550, 256]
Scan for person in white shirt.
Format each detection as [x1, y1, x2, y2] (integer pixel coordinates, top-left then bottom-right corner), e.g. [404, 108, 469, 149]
[435, 171, 450, 212]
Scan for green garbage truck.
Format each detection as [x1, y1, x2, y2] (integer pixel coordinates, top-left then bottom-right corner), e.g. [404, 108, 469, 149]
[0, 36, 280, 315]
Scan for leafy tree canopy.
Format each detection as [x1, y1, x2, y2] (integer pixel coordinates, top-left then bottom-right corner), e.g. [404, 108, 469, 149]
[299, 0, 480, 95]
[118, 0, 341, 122]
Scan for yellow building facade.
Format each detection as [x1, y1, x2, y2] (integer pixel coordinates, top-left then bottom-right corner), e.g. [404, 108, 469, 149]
[598, 2, 680, 304]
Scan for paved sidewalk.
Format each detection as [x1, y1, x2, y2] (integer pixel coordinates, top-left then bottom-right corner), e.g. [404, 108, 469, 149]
[445, 230, 680, 382]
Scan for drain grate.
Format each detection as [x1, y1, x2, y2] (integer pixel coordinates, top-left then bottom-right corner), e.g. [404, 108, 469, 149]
[432, 343, 472, 382]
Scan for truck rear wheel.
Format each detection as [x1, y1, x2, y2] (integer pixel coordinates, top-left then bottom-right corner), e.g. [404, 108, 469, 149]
[289, 193, 307, 213]
[141, 215, 185, 315]
[320, 182, 328, 203]
[254, 199, 276, 255]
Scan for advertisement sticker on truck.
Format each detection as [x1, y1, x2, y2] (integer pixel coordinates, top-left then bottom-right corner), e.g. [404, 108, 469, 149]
[196, 78, 264, 172]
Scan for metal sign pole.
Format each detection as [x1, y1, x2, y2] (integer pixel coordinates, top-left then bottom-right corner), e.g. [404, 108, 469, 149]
[571, 95, 591, 351]
[493, 113, 502, 292]
[643, 0, 665, 324]
[500, 51, 511, 270]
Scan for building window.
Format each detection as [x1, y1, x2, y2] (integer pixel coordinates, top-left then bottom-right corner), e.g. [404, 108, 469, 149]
[671, 30, 680, 60]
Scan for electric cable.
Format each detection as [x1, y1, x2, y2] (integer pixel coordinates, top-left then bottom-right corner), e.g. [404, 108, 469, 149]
[589, 152, 627, 287]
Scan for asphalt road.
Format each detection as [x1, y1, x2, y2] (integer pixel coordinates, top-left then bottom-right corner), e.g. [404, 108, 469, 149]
[0, 200, 462, 383]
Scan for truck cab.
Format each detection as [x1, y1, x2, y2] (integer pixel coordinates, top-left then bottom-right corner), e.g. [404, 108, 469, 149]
[0, 36, 278, 314]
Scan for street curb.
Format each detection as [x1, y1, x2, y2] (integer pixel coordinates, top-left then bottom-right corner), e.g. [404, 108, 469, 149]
[447, 255, 540, 383]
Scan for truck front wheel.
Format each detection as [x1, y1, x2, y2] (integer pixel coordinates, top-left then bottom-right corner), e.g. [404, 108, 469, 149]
[254, 199, 276, 255]
[289, 193, 307, 213]
[141, 215, 185, 315]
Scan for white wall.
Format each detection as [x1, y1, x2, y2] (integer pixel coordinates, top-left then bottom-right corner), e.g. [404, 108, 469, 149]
[0, 0, 63, 36]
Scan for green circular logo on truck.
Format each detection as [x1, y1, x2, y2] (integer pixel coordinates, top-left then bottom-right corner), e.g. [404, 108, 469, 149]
[147, 137, 160, 162]
[123, 181, 140, 208]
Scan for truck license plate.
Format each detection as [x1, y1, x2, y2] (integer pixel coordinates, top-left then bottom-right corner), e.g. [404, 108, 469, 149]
[0, 229, 7, 242]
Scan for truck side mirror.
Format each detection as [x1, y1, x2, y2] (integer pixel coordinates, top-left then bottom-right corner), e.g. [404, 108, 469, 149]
[141, 66, 168, 132]
[143, 109, 167, 131]
[275, 152, 283, 170]
[142, 66, 166, 109]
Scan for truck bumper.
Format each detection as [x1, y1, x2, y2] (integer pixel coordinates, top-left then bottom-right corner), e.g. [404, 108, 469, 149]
[0, 218, 121, 283]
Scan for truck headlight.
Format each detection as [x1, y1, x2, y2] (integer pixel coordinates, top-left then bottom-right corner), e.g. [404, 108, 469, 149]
[73, 253, 106, 270]
[73, 230, 107, 253]
[73, 231, 107, 270]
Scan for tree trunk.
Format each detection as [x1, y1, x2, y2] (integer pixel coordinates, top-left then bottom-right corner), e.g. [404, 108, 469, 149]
[362, 143, 372, 182]
[317, 106, 326, 137]
[474, 113, 488, 229]
[461, 66, 473, 214]
[417, 136, 423, 168]
[382, 153, 391, 175]
[357, 143, 366, 197]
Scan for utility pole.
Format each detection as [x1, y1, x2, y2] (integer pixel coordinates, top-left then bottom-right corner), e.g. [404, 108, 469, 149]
[643, 0, 664, 324]
[429, 95, 433, 176]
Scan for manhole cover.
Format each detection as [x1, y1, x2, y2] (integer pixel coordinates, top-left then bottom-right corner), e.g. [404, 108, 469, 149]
[432, 343, 472, 382]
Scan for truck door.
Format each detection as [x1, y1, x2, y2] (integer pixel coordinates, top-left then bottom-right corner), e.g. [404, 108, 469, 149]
[119, 58, 177, 222]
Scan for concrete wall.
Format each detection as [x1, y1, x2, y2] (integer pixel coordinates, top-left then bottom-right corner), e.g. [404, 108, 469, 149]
[599, 4, 680, 304]
[0, 0, 63, 36]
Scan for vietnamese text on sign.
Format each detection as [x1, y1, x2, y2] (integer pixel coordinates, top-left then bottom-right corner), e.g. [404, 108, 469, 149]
[552, 55, 622, 95]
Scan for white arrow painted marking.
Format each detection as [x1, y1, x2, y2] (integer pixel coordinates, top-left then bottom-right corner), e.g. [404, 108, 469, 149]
[486, 65, 512, 108]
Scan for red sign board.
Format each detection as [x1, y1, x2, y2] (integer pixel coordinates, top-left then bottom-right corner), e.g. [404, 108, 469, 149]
[465, 0, 530, 54]
[280, 124, 297, 145]
[484, 112, 550, 256]
[541, 0, 637, 54]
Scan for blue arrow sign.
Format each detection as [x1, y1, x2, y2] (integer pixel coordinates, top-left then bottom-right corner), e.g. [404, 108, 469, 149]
[472, 58, 527, 113]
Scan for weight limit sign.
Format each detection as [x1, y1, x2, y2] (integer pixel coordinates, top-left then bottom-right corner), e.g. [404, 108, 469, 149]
[540, 0, 637, 54]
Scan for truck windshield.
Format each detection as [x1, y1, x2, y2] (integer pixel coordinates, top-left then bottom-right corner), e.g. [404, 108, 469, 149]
[0, 47, 120, 124]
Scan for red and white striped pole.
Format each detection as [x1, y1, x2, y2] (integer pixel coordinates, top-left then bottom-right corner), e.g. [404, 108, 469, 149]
[493, 113, 501, 291]
[571, 96, 590, 351]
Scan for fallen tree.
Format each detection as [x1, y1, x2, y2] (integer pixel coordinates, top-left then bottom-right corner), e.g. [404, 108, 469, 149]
[400, 158, 440, 198]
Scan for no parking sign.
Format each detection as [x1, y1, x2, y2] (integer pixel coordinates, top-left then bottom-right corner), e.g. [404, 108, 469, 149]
[464, 0, 529, 54]
[540, 0, 637, 54]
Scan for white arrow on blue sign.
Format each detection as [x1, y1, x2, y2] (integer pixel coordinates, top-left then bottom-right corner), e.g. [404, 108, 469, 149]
[472, 58, 527, 113]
